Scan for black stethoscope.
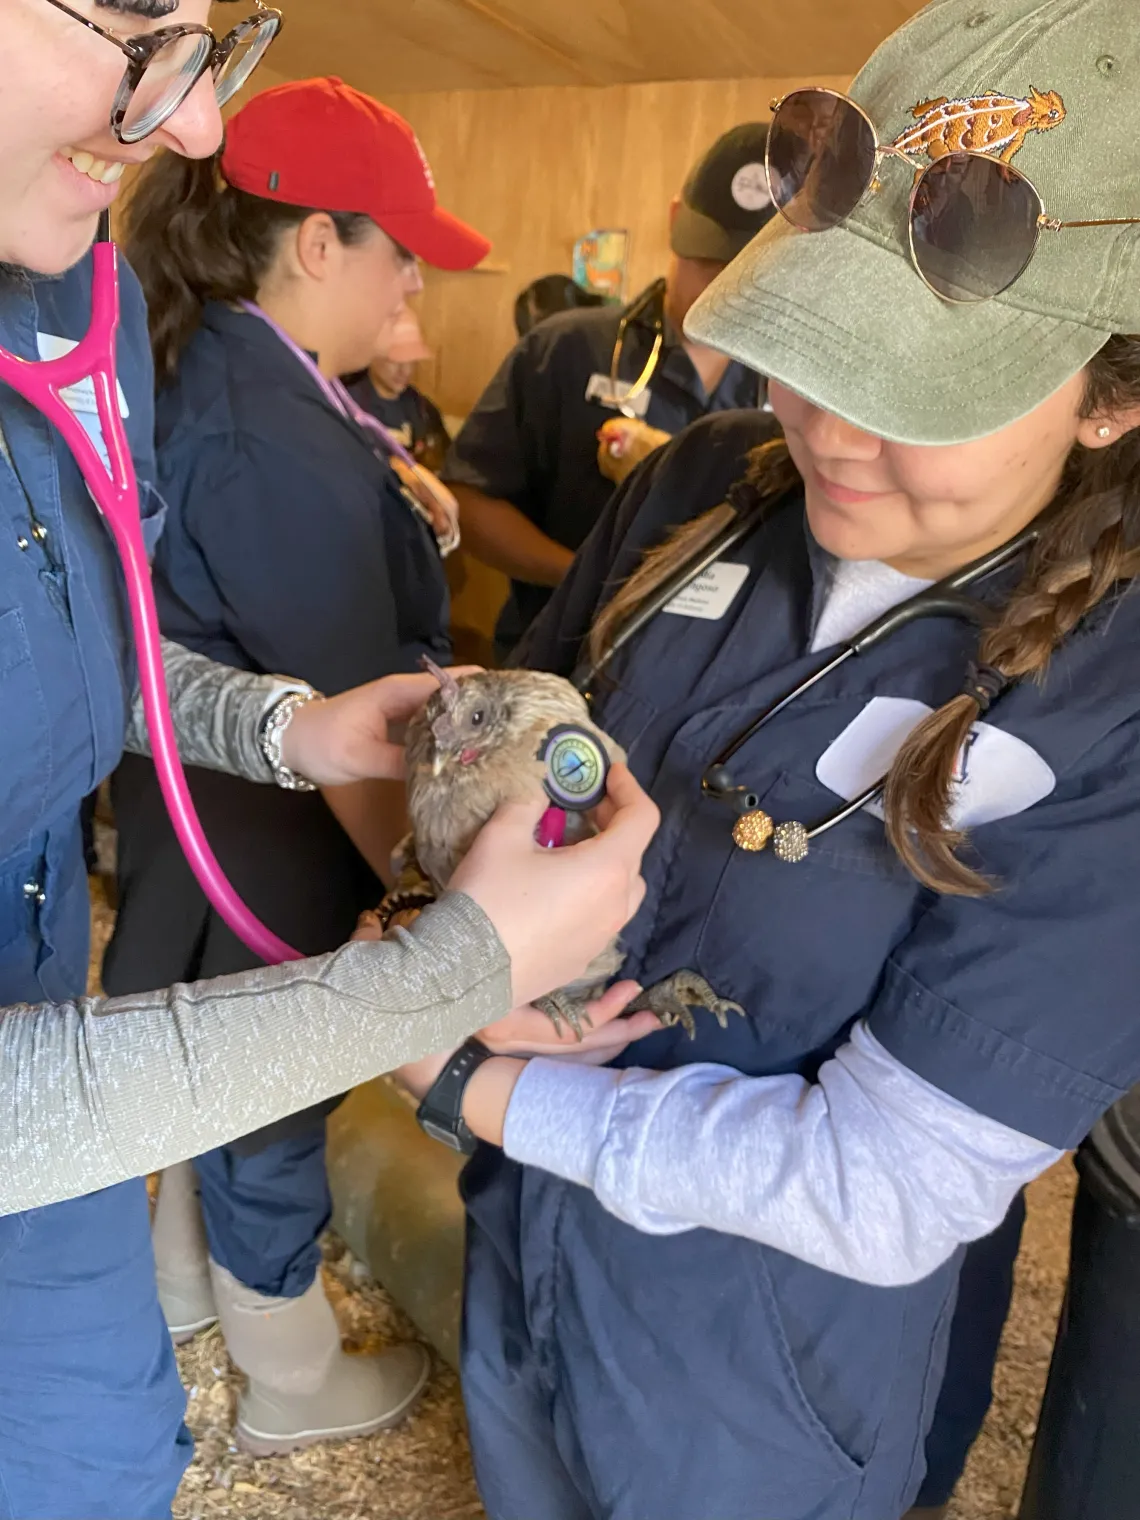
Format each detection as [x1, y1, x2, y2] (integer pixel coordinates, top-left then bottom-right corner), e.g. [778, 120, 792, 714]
[608, 278, 667, 417]
[572, 494, 1037, 862]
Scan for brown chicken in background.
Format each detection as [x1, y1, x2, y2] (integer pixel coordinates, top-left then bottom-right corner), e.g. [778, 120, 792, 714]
[596, 416, 673, 487]
[391, 661, 745, 1038]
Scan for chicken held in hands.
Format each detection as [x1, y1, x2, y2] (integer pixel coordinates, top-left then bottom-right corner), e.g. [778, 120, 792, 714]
[392, 661, 745, 1039]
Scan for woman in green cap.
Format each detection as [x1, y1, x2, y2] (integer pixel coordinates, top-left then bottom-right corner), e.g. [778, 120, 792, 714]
[387, 1, 1140, 1515]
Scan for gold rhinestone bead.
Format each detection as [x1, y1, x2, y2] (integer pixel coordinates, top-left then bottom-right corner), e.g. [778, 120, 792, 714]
[772, 821, 810, 863]
[732, 811, 774, 852]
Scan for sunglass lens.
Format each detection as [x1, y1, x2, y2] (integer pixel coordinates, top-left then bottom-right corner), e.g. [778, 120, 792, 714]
[214, 13, 281, 108]
[767, 89, 878, 232]
[910, 153, 1041, 301]
[120, 32, 211, 143]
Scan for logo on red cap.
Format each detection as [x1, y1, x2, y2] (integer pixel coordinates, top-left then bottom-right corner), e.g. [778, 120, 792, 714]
[412, 134, 436, 192]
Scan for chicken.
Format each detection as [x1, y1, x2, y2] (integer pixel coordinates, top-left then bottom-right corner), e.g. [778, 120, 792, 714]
[596, 416, 673, 486]
[393, 661, 745, 1039]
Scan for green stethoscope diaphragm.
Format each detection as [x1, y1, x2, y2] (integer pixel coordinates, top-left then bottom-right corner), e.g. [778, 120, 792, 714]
[539, 724, 610, 811]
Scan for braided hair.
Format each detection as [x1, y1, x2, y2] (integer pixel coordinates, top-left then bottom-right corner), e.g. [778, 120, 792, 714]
[588, 336, 1140, 896]
[886, 335, 1140, 893]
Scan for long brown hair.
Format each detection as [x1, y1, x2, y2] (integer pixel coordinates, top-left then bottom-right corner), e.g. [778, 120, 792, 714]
[123, 149, 373, 384]
[590, 337, 1140, 896]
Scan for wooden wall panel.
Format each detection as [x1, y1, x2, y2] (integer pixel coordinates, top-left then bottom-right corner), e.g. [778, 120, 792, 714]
[268, 0, 917, 91]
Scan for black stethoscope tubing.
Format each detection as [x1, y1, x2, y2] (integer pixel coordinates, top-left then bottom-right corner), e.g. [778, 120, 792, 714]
[572, 488, 1038, 856]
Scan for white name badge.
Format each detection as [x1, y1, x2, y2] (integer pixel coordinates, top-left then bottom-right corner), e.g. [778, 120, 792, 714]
[663, 562, 750, 621]
[584, 372, 652, 418]
[37, 330, 130, 473]
[816, 696, 1056, 828]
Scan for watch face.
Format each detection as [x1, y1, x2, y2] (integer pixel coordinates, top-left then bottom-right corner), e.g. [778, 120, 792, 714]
[420, 1117, 465, 1152]
[539, 724, 610, 812]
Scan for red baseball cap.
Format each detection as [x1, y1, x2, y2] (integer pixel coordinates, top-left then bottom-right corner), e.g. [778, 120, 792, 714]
[220, 77, 490, 271]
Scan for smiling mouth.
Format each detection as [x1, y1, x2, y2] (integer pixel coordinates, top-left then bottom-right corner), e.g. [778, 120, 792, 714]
[813, 467, 890, 507]
[61, 148, 126, 185]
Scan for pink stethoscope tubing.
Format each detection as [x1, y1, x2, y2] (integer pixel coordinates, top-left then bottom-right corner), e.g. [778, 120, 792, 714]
[0, 235, 300, 964]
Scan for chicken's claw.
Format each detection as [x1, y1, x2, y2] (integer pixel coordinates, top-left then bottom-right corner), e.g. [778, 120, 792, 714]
[532, 990, 595, 1042]
[630, 970, 745, 1041]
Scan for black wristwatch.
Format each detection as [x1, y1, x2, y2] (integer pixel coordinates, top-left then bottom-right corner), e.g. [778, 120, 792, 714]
[415, 1037, 495, 1155]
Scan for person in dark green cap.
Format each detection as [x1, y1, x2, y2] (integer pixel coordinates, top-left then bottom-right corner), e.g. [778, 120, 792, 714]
[443, 123, 775, 661]
[393, 2, 1140, 1517]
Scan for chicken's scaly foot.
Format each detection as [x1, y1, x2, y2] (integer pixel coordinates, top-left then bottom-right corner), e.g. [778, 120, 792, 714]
[630, 970, 745, 1041]
[533, 990, 595, 1042]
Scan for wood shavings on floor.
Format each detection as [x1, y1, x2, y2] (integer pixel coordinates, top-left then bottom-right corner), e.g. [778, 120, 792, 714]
[173, 1237, 485, 1520]
[88, 874, 1075, 1520]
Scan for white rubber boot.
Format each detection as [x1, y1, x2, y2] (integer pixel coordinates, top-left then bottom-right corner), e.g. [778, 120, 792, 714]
[151, 1161, 218, 1344]
[209, 1258, 430, 1456]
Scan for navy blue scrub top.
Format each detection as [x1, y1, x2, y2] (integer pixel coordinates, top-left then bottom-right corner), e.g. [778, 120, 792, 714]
[152, 302, 450, 697]
[443, 299, 762, 653]
[520, 410, 1140, 1151]
[346, 375, 450, 467]
[0, 256, 161, 1007]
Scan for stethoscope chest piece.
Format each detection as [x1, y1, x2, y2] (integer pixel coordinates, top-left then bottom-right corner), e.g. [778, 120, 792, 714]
[539, 724, 611, 812]
[731, 811, 811, 862]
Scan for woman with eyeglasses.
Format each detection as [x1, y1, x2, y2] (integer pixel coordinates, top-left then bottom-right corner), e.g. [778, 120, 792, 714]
[0, 4, 655, 1515]
[100, 74, 495, 1456]
[382, 3, 1140, 1518]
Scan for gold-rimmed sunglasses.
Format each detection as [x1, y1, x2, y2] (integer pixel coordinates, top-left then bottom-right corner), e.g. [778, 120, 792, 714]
[43, 0, 282, 145]
[766, 87, 1140, 304]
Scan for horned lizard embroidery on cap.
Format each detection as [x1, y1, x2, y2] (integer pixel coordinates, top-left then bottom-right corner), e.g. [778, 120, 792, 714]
[892, 87, 1066, 167]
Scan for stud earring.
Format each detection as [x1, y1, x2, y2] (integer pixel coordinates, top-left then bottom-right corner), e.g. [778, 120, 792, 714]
[1097, 425, 1113, 439]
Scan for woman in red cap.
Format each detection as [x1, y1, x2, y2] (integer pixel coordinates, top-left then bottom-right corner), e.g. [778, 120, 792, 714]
[100, 76, 499, 1455]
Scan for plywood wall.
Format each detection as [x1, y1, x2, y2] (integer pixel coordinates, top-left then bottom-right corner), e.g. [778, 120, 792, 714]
[386, 73, 848, 419]
[269, 0, 913, 90]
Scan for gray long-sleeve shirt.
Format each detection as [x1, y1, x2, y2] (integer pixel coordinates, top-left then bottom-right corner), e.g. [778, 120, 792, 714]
[2, 642, 512, 1215]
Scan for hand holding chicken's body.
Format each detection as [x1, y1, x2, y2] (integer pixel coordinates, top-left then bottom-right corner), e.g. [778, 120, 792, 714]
[402, 665, 745, 1038]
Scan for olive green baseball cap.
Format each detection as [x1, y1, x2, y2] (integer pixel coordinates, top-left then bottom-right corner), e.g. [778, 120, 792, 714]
[685, 0, 1140, 445]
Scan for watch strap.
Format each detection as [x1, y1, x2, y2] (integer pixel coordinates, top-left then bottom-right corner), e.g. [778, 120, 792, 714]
[416, 1037, 494, 1155]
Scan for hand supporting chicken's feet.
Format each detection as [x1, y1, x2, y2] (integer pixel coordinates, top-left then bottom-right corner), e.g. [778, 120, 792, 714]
[532, 990, 596, 1041]
[628, 970, 745, 1040]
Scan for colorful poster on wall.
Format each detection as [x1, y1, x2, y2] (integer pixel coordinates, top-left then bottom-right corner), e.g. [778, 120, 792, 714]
[572, 229, 630, 302]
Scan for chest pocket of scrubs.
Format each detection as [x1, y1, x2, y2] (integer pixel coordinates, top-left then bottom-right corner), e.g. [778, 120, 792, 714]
[0, 607, 50, 856]
[591, 681, 659, 771]
[695, 769, 925, 1054]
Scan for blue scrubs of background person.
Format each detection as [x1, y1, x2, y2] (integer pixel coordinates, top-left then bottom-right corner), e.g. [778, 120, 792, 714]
[101, 76, 493, 1457]
[443, 122, 773, 660]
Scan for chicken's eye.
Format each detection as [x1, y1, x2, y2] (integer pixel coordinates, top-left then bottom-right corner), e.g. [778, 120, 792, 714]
[470, 709, 486, 728]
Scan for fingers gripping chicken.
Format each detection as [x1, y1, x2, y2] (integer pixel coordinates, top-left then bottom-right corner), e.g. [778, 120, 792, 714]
[395, 662, 745, 1039]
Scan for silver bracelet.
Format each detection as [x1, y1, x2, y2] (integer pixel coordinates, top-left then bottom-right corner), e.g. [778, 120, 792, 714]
[258, 689, 322, 791]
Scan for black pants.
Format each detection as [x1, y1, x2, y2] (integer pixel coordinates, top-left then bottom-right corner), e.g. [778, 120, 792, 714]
[104, 752, 383, 1150]
[914, 1194, 1026, 1507]
[1019, 1093, 1140, 1520]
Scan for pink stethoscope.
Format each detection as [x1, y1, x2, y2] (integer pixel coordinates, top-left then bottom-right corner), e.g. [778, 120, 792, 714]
[0, 227, 455, 965]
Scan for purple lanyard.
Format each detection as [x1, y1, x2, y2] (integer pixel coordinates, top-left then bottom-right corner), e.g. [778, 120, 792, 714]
[239, 300, 459, 555]
[239, 299, 421, 472]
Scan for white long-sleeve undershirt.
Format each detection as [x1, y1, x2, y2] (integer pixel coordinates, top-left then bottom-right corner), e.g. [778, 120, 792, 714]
[503, 1023, 1062, 1286]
